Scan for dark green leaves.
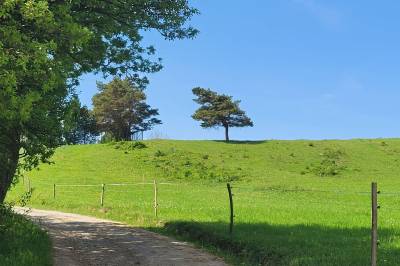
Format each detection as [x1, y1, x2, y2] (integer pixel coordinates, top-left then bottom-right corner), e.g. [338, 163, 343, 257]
[192, 87, 254, 135]
[92, 78, 161, 141]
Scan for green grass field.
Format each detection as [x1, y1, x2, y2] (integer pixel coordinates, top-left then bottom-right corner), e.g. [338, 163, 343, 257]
[0, 205, 52, 266]
[6, 139, 400, 265]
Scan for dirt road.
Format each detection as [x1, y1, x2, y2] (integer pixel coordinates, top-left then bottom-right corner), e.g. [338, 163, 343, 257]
[14, 207, 228, 266]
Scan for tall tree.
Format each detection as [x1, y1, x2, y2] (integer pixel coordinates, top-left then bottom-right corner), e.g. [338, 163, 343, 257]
[63, 95, 82, 144]
[192, 88, 254, 142]
[78, 106, 99, 144]
[0, 1, 198, 202]
[93, 78, 161, 141]
[63, 96, 98, 144]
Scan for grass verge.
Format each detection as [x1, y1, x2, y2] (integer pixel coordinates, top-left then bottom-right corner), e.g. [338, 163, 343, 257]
[0, 204, 52, 266]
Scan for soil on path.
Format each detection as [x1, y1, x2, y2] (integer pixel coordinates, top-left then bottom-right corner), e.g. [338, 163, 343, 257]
[14, 207, 228, 266]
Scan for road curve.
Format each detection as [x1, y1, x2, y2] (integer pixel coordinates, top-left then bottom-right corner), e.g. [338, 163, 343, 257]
[14, 207, 228, 266]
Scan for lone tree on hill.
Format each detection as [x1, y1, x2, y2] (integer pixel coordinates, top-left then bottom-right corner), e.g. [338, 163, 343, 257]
[192, 88, 254, 142]
[0, 1, 198, 203]
[92, 78, 161, 141]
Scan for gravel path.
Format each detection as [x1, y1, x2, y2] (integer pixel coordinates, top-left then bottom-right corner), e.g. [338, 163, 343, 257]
[14, 207, 228, 266]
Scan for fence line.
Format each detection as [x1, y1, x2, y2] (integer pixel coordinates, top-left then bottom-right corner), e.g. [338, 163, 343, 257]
[55, 184, 102, 187]
[54, 182, 174, 187]
[232, 186, 371, 195]
[52, 181, 167, 216]
[230, 182, 382, 266]
[32, 177, 400, 265]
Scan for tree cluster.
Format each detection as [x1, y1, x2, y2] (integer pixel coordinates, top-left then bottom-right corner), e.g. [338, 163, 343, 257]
[63, 96, 98, 144]
[92, 78, 161, 141]
[0, 0, 198, 202]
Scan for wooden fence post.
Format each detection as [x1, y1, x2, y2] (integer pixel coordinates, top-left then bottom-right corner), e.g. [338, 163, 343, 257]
[154, 179, 158, 218]
[101, 184, 105, 207]
[371, 182, 378, 266]
[227, 183, 234, 234]
[53, 184, 56, 199]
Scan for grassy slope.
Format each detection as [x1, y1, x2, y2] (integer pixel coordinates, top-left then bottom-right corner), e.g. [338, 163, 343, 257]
[6, 139, 400, 265]
[0, 206, 52, 266]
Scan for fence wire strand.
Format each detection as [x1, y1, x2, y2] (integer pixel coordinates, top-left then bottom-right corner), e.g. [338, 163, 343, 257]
[232, 186, 370, 195]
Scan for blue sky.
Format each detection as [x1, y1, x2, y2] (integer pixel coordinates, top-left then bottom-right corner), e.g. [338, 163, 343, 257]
[77, 0, 400, 140]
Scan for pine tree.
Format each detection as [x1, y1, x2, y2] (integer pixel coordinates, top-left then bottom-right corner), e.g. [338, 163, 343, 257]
[192, 88, 253, 142]
[93, 78, 161, 141]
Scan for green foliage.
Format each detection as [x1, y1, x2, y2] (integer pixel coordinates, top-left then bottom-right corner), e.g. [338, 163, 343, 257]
[100, 132, 116, 144]
[0, 204, 51, 266]
[114, 141, 147, 152]
[63, 95, 99, 144]
[0, 0, 197, 201]
[148, 148, 242, 182]
[192, 87, 253, 141]
[128, 141, 147, 150]
[154, 150, 167, 157]
[308, 148, 346, 177]
[93, 78, 161, 141]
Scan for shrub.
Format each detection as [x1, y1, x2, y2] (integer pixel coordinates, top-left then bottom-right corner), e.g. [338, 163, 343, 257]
[115, 141, 147, 151]
[310, 148, 346, 177]
[127, 141, 147, 150]
[154, 150, 166, 157]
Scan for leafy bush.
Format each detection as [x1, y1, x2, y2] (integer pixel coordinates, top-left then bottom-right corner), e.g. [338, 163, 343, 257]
[114, 141, 147, 151]
[126, 141, 147, 150]
[149, 149, 243, 182]
[154, 150, 166, 157]
[309, 148, 346, 177]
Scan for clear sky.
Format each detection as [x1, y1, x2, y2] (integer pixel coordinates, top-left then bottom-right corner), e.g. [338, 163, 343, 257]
[77, 0, 400, 141]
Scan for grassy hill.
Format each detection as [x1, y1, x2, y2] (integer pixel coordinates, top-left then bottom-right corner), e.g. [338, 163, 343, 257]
[7, 139, 400, 265]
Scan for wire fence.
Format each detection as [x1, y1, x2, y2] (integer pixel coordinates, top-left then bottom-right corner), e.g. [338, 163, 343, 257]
[22, 178, 400, 265]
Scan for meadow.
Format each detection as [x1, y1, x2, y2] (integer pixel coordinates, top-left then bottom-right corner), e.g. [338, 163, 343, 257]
[6, 139, 400, 265]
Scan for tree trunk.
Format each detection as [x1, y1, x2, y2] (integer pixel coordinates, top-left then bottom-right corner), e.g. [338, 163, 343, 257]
[0, 136, 20, 203]
[224, 125, 229, 142]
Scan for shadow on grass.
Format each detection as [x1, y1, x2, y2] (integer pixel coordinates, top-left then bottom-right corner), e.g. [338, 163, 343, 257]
[212, 140, 268, 145]
[154, 221, 400, 265]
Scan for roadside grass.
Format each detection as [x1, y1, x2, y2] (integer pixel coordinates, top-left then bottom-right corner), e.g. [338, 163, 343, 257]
[0, 204, 52, 266]
[6, 139, 400, 265]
